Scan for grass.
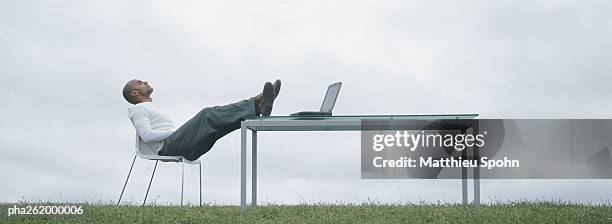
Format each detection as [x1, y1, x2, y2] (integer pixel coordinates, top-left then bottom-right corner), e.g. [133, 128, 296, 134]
[1, 202, 611, 223]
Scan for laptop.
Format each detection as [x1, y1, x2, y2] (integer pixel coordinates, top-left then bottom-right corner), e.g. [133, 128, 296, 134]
[290, 82, 342, 117]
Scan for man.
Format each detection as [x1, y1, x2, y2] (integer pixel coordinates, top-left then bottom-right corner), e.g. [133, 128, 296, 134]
[122, 79, 281, 161]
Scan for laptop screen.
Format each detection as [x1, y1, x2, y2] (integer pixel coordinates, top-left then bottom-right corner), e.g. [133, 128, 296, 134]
[319, 82, 342, 112]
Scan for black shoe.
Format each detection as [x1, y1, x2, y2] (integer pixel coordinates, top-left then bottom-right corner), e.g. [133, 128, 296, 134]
[260, 82, 275, 116]
[273, 79, 281, 99]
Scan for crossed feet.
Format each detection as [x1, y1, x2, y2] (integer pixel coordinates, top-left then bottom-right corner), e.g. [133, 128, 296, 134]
[254, 79, 281, 116]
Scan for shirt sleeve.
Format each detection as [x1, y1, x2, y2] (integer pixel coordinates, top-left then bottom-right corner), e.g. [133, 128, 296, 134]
[131, 107, 174, 143]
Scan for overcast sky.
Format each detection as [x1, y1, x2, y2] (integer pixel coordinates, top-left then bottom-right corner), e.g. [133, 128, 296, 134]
[1, 0, 611, 205]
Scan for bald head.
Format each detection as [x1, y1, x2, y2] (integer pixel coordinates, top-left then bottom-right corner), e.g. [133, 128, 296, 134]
[122, 79, 153, 104]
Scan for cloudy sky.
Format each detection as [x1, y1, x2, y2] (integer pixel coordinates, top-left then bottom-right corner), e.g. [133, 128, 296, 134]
[1, 0, 611, 205]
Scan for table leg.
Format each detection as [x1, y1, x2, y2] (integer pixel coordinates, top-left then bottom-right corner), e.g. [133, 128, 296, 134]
[473, 166, 480, 207]
[462, 157, 468, 205]
[461, 128, 468, 205]
[252, 130, 257, 206]
[473, 124, 481, 207]
[240, 122, 247, 212]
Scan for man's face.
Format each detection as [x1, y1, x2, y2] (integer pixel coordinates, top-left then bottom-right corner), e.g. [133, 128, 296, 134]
[130, 79, 153, 97]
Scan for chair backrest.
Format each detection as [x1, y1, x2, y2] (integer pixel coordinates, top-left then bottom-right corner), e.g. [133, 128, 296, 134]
[127, 108, 161, 159]
[133, 134, 158, 158]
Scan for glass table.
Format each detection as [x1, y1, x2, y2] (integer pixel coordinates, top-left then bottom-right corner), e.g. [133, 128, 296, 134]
[239, 114, 480, 212]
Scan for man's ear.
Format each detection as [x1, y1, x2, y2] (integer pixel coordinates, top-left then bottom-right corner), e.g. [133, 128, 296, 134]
[129, 90, 140, 97]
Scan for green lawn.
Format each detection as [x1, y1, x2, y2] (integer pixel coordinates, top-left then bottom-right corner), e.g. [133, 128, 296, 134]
[1, 203, 611, 223]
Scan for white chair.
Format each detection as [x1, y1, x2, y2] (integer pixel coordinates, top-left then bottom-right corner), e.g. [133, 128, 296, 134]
[117, 118, 202, 206]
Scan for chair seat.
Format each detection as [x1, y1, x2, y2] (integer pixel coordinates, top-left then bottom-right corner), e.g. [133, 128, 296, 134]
[138, 153, 201, 164]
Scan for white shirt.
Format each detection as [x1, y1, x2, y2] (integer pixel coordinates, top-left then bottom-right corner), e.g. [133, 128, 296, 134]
[128, 102, 176, 153]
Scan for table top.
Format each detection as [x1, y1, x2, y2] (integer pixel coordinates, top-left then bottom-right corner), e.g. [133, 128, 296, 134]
[243, 114, 479, 131]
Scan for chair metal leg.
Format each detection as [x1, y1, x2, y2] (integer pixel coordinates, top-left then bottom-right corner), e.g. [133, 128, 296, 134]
[143, 160, 158, 206]
[117, 154, 137, 205]
[120, 156, 201, 207]
[181, 161, 185, 206]
[199, 162, 202, 206]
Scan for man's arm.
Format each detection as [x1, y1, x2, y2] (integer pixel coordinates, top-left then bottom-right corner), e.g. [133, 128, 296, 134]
[131, 107, 174, 143]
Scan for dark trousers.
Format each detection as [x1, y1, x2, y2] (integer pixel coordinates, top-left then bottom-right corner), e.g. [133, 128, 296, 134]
[159, 98, 257, 161]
